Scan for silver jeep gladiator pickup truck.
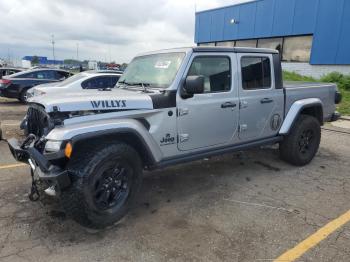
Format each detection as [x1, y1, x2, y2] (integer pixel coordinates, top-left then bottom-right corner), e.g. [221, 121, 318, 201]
[8, 47, 342, 228]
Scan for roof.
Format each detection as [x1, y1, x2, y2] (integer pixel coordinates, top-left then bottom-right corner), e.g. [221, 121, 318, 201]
[196, 0, 258, 14]
[137, 46, 278, 57]
[28, 68, 70, 73]
[0, 67, 24, 70]
[87, 70, 123, 75]
[193, 46, 279, 54]
[7, 68, 71, 78]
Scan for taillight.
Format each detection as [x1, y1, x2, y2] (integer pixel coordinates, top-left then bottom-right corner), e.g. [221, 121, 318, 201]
[335, 91, 342, 104]
[0, 79, 11, 85]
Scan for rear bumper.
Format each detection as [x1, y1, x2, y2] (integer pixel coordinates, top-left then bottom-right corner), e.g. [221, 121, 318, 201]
[331, 111, 341, 122]
[7, 138, 71, 189]
[0, 88, 18, 98]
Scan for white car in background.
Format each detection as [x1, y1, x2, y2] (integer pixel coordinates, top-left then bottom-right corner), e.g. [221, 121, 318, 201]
[26, 70, 122, 99]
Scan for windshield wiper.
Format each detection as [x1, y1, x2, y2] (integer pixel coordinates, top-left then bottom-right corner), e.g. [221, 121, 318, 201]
[119, 81, 153, 93]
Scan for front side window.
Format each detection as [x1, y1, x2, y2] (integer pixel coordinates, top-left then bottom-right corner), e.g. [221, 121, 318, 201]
[241, 56, 271, 90]
[187, 56, 231, 93]
[118, 52, 185, 89]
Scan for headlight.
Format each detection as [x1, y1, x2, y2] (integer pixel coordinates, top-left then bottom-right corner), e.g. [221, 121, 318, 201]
[34, 90, 46, 96]
[45, 140, 62, 152]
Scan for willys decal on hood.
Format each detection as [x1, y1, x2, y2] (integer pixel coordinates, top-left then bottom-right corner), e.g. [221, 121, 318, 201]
[28, 88, 154, 112]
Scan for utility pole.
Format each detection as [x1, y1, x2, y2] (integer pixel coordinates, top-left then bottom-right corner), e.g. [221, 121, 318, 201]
[76, 43, 79, 61]
[51, 34, 55, 64]
[7, 48, 10, 65]
[108, 45, 111, 63]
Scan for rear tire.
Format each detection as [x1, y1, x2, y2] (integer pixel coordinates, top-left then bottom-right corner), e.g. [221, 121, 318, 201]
[280, 115, 321, 166]
[18, 90, 28, 103]
[61, 142, 142, 229]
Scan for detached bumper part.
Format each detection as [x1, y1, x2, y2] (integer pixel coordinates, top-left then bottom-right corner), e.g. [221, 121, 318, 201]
[35, 166, 71, 189]
[7, 138, 30, 163]
[7, 138, 71, 189]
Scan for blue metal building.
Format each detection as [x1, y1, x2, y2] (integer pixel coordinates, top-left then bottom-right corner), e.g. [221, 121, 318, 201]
[22, 56, 63, 65]
[195, 0, 350, 65]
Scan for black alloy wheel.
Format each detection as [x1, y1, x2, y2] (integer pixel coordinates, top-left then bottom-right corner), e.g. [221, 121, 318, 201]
[298, 129, 315, 155]
[92, 161, 131, 211]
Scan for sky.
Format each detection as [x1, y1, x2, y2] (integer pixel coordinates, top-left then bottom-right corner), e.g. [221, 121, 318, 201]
[0, 0, 251, 64]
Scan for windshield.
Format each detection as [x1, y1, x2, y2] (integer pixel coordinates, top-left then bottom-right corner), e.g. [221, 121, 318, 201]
[56, 73, 86, 87]
[118, 52, 185, 88]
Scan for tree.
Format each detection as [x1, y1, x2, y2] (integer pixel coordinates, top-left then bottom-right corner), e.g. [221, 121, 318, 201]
[120, 63, 128, 71]
[31, 56, 39, 65]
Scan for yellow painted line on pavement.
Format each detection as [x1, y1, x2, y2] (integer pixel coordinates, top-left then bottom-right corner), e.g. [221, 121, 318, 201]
[274, 209, 350, 262]
[0, 163, 27, 170]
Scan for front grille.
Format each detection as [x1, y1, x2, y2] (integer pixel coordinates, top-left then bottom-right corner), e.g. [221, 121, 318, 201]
[26, 105, 52, 137]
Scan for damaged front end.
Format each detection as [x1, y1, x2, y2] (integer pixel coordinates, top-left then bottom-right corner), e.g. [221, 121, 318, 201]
[8, 104, 71, 201]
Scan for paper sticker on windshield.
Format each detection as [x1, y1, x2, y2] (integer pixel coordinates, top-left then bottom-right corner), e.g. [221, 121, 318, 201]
[155, 60, 171, 69]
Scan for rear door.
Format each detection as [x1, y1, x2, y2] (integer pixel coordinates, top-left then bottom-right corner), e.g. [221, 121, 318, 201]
[237, 54, 284, 141]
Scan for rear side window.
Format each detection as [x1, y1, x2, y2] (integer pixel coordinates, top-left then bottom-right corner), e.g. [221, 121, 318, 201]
[15, 72, 35, 78]
[110, 76, 120, 87]
[187, 56, 231, 93]
[82, 77, 111, 89]
[37, 70, 56, 79]
[8, 70, 19, 75]
[241, 57, 271, 90]
[18, 70, 56, 79]
[56, 71, 70, 80]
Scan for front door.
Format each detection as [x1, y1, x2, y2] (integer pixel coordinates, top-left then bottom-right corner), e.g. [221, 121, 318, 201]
[237, 54, 284, 141]
[177, 54, 239, 151]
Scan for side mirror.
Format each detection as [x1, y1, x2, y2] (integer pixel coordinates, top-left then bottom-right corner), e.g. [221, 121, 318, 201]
[182, 75, 204, 98]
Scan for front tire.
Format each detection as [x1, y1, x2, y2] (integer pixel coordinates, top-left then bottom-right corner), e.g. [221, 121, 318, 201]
[61, 143, 142, 229]
[280, 115, 321, 166]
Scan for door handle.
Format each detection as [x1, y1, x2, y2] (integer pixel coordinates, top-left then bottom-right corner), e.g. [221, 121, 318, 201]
[221, 102, 237, 108]
[260, 98, 273, 104]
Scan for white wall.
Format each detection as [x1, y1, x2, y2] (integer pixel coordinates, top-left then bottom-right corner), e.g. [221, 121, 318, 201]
[282, 62, 350, 78]
[22, 60, 31, 68]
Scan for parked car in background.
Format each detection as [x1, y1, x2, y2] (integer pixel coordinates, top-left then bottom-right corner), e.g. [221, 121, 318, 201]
[0, 69, 73, 102]
[26, 70, 122, 99]
[0, 67, 24, 79]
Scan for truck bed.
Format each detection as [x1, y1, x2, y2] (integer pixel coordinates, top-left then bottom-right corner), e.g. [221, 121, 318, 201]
[284, 81, 334, 89]
[283, 81, 337, 122]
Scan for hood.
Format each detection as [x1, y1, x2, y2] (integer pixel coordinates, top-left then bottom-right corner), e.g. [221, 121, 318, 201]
[28, 88, 154, 112]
